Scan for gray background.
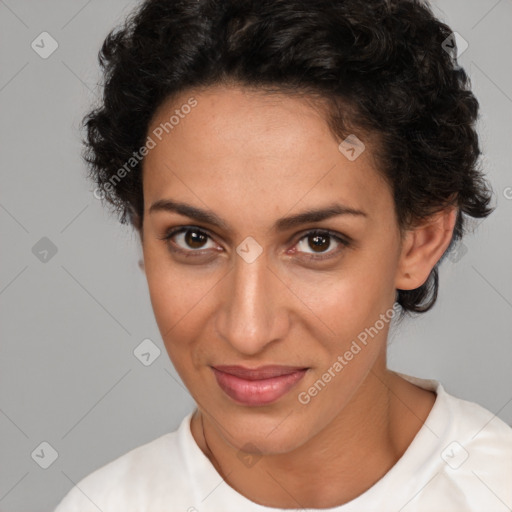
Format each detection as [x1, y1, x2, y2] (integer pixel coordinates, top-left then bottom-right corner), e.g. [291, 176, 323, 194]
[0, 0, 511, 510]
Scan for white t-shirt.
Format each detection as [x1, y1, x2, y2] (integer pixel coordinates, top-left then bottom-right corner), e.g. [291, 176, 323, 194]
[54, 374, 512, 511]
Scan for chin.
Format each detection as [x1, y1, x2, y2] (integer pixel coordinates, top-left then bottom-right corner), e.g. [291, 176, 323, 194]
[212, 404, 317, 455]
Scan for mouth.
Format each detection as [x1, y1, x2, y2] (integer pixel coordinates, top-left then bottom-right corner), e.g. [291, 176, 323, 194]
[211, 365, 309, 406]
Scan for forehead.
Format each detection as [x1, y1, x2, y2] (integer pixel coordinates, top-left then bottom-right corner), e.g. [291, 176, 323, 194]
[142, 85, 391, 224]
[146, 85, 338, 165]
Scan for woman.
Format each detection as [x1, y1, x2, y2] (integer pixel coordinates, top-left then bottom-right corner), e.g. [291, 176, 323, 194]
[55, 0, 512, 510]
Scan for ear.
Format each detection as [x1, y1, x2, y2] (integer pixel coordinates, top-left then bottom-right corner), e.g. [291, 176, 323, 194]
[395, 207, 457, 291]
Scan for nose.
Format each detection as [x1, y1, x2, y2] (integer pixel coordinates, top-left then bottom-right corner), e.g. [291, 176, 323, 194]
[215, 249, 289, 356]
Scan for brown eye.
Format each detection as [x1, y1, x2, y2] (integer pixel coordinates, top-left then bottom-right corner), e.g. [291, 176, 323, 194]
[160, 227, 218, 253]
[308, 233, 331, 253]
[184, 229, 208, 249]
[294, 229, 350, 260]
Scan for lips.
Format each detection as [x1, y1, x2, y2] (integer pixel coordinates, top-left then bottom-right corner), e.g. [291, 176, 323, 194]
[211, 365, 308, 406]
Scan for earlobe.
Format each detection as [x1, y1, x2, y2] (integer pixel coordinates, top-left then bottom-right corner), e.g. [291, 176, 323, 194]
[395, 207, 457, 291]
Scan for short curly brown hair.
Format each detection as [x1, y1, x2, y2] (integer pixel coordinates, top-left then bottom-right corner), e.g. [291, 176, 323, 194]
[82, 0, 493, 314]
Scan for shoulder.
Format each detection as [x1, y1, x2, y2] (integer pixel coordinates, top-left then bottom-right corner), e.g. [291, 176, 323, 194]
[443, 387, 512, 452]
[401, 373, 512, 450]
[395, 374, 512, 510]
[425, 383, 512, 510]
[53, 415, 195, 511]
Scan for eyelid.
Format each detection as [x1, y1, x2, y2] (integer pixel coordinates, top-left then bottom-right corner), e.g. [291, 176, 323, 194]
[292, 228, 353, 247]
[289, 228, 352, 261]
[158, 225, 216, 242]
[158, 225, 221, 253]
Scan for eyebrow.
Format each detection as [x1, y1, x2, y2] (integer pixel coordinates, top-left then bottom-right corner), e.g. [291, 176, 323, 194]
[149, 199, 367, 232]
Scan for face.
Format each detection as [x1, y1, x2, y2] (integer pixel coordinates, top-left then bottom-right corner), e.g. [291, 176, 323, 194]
[140, 85, 404, 454]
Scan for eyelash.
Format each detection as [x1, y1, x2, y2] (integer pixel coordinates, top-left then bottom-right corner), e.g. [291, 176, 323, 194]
[158, 226, 351, 262]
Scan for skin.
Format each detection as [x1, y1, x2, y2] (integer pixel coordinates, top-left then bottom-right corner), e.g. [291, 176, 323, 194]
[138, 84, 457, 508]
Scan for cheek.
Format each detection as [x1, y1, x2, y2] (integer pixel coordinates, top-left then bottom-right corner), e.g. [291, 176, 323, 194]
[146, 274, 209, 380]
[291, 268, 393, 418]
[143, 251, 217, 359]
[283, 254, 395, 342]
